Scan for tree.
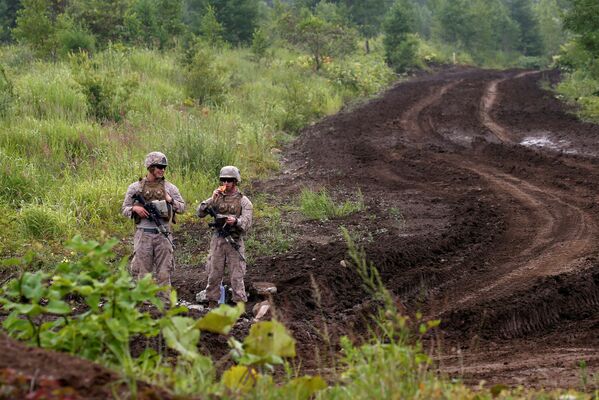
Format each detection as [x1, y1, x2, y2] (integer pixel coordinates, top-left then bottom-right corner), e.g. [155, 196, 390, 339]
[563, 0, 599, 57]
[0, 0, 23, 42]
[200, 4, 225, 46]
[289, 10, 357, 70]
[210, 0, 260, 44]
[533, 0, 566, 56]
[344, 0, 393, 52]
[383, 0, 417, 72]
[12, 0, 56, 55]
[66, 0, 131, 45]
[506, 0, 543, 56]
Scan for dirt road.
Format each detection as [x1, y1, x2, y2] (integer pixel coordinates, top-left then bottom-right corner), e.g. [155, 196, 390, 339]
[221, 67, 599, 388]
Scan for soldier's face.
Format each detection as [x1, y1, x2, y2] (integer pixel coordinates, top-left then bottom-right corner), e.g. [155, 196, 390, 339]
[219, 178, 236, 192]
[149, 165, 166, 179]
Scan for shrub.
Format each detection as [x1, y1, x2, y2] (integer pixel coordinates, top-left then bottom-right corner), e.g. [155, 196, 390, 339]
[184, 44, 229, 106]
[18, 204, 72, 241]
[69, 51, 139, 122]
[56, 27, 96, 57]
[386, 34, 420, 74]
[0, 154, 40, 206]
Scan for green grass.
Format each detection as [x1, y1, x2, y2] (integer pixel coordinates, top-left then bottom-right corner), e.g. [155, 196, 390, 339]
[299, 188, 364, 221]
[0, 44, 393, 257]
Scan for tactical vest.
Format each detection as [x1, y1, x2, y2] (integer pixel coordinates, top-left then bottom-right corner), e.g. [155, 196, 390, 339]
[213, 191, 243, 238]
[134, 178, 174, 224]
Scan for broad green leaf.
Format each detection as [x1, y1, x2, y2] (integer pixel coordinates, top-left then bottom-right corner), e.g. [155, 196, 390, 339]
[45, 299, 71, 315]
[222, 365, 257, 393]
[163, 316, 200, 360]
[243, 320, 296, 360]
[13, 303, 43, 317]
[105, 318, 129, 342]
[196, 303, 244, 334]
[21, 272, 45, 301]
[284, 376, 327, 400]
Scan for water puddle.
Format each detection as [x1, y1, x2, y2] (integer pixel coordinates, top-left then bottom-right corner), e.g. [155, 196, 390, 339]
[520, 135, 578, 154]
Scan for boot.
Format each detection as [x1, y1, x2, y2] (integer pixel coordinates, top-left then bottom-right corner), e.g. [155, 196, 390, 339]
[207, 300, 219, 310]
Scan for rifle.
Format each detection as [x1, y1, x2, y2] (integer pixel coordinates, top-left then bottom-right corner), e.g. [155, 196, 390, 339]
[205, 206, 246, 263]
[132, 193, 174, 248]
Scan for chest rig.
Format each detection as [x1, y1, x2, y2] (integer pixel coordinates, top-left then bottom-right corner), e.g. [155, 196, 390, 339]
[213, 191, 243, 238]
[134, 178, 175, 223]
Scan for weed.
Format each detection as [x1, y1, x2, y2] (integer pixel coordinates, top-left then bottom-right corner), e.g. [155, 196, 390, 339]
[299, 188, 364, 221]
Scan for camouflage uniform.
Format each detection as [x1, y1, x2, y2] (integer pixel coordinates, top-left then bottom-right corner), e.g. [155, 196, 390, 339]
[121, 153, 185, 286]
[198, 182, 252, 303]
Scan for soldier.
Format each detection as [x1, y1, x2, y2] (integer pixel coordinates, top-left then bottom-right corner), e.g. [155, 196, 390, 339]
[121, 151, 185, 287]
[197, 166, 253, 309]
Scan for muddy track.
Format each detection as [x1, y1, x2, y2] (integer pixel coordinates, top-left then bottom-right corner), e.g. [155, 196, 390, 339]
[171, 67, 599, 389]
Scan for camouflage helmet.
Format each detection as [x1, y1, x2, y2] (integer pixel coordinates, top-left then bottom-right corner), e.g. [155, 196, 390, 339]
[219, 165, 241, 183]
[144, 151, 168, 169]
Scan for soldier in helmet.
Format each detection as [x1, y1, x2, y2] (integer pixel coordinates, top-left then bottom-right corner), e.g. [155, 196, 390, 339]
[197, 166, 253, 308]
[121, 151, 185, 288]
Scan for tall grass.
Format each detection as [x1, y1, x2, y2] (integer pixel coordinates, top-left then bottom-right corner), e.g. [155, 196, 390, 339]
[0, 43, 394, 258]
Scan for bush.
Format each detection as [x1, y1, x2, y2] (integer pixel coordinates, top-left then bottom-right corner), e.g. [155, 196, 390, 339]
[56, 27, 96, 57]
[321, 56, 395, 97]
[0, 155, 40, 206]
[386, 34, 420, 74]
[69, 51, 139, 122]
[184, 44, 229, 106]
[19, 204, 72, 241]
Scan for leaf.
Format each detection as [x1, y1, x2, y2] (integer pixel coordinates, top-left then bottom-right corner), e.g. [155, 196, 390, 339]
[21, 272, 45, 302]
[44, 299, 71, 315]
[196, 302, 244, 334]
[221, 365, 257, 393]
[284, 376, 327, 400]
[163, 316, 200, 360]
[105, 318, 128, 343]
[243, 320, 296, 361]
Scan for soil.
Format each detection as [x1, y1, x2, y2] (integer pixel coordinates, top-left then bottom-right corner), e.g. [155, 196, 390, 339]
[3, 67, 599, 395]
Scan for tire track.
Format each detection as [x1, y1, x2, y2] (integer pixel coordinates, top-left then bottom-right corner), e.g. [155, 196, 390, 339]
[400, 72, 599, 313]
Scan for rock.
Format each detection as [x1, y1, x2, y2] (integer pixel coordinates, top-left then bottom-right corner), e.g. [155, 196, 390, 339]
[252, 281, 277, 296]
[252, 300, 271, 321]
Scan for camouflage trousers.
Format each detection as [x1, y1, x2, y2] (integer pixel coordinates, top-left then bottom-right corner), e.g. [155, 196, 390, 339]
[130, 229, 174, 287]
[205, 235, 247, 303]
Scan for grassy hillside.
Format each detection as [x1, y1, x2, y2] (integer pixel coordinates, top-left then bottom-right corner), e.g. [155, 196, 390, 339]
[0, 43, 394, 262]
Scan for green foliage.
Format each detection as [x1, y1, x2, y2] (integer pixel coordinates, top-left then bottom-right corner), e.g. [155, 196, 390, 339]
[183, 42, 229, 105]
[563, 0, 599, 57]
[322, 50, 395, 97]
[0, 153, 40, 206]
[69, 51, 139, 122]
[250, 27, 271, 62]
[383, 1, 418, 73]
[0, 0, 23, 43]
[55, 21, 96, 57]
[209, 0, 260, 45]
[0, 64, 14, 117]
[299, 188, 364, 221]
[200, 4, 225, 47]
[533, 0, 567, 57]
[18, 203, 73, 241]
[283, 9, 358, 70]
[66, 0, 131, 46]
[12, 0, 57, 57]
